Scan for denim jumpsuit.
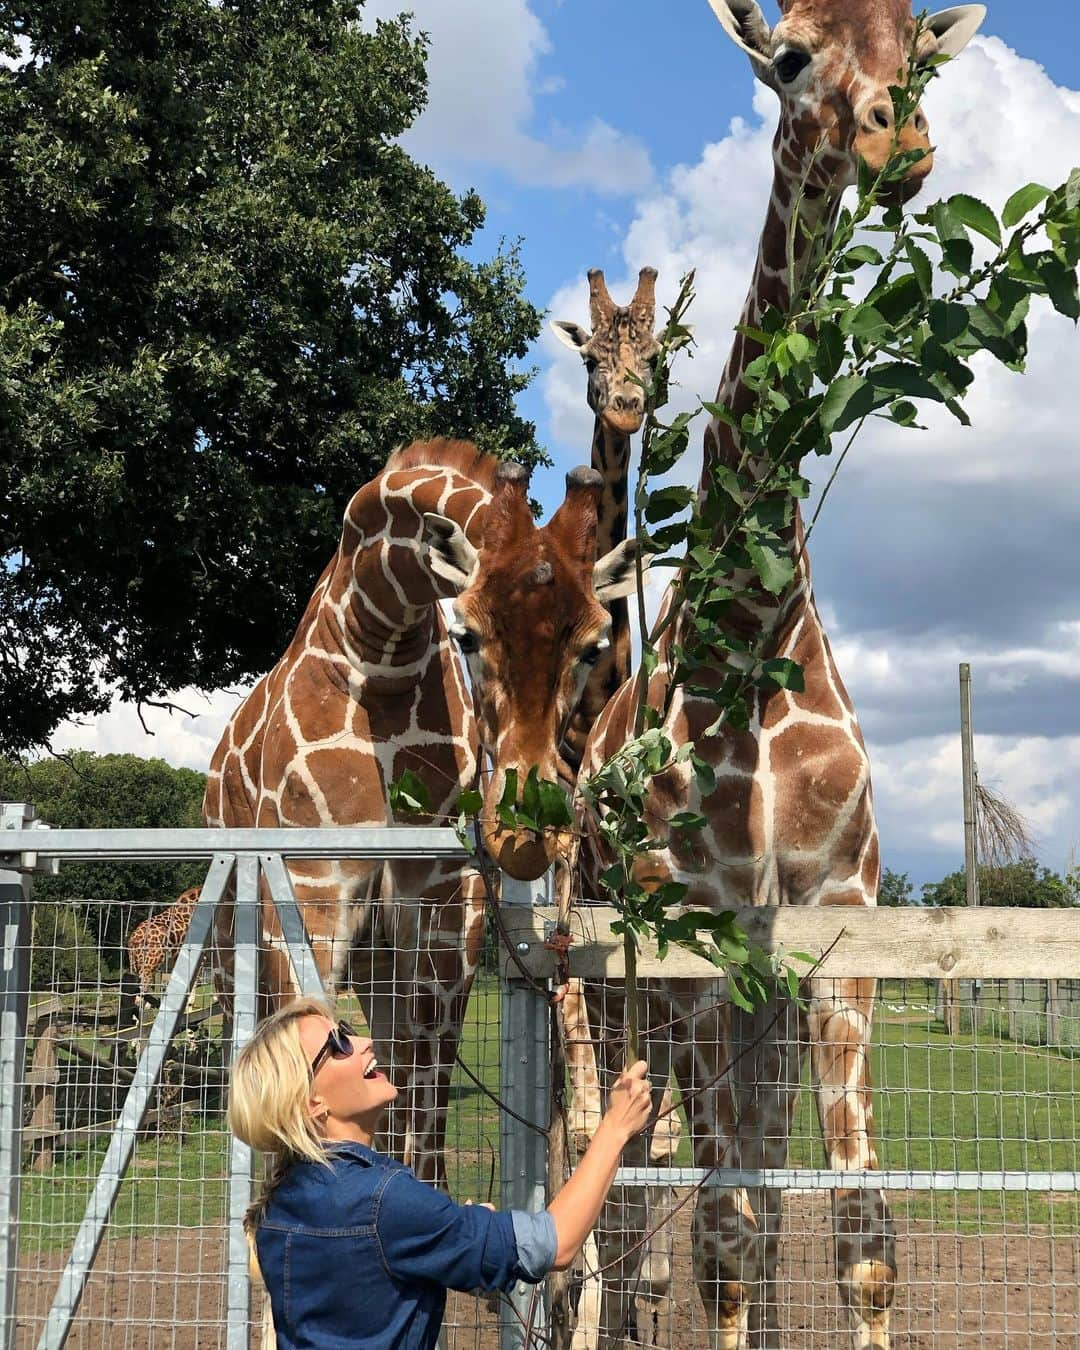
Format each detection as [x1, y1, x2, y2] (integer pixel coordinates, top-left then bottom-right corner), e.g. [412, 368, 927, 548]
[254, 1140, 556, 1349]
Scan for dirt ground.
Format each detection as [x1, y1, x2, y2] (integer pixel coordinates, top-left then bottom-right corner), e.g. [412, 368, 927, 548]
[15, 1194, 1080, 1348]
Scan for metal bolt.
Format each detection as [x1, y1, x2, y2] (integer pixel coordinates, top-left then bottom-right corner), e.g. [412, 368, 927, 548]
[516, 941, 529, 953]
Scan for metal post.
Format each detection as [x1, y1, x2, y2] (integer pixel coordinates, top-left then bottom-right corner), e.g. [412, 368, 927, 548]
[500, 874, 551, 1350]
[37, 854, 235, 1350]
[0, 805, 36, 1350]
[959, 664, 980, 909]
[226, 855, 260, 1349]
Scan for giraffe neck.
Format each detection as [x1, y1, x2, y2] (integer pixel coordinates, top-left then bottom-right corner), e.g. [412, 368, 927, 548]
[321, 467, 487, 679]
[593, 418, 632, 673]
[561, 418, 633, 771]
[694, 159, 842, 638]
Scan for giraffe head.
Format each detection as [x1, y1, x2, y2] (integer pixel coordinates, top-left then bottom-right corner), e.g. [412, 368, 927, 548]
[708, 0, 985, 200]
[550, 268, 662, 435]
[422, 462, 642, 879]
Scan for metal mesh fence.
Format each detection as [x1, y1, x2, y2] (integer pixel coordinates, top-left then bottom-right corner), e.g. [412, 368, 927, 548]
[3, 842, 1078, 1350]
[564, 972, 1080, 1348]
[8, 888, 507, 1350]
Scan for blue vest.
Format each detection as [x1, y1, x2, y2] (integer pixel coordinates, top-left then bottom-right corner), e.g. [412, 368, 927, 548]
[254, 1141, 550, 1349]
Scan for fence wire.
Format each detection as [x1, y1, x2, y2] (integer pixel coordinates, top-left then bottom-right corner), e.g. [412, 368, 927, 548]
[6, 882, 1080, 1349]
[10, 889, 506, 1350]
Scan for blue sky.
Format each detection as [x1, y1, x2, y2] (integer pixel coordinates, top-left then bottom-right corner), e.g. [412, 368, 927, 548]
[61, 2, 1080, 893]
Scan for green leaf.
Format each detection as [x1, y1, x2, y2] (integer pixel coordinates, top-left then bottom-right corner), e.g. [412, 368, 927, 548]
[785, 331, 812, 363]
[1002, 183, 1051, 229]
[744, 536, 794, 596]
[537, 778, 572, 829]
[1066, 168, 1080, 212]
[669, 811, 707, 833]
[758, 658, 805, 692]
[905, 240, 933, 296]
[691, 753, 716, 796]
[453, 789, 483, 817]
[839, 304, 889, 341]
[868, 362, 944, 404]
[644, 485, 694, 523]
[498, 768, 519, 813]
[388, 770, 434, 816]
[700, 399, 737, 428]
[820, 374, 873, 435]
[928, 300, 969, 345]
[1036, 253, 1080, 321]
[521, 766, 541, 821]
[814, 322, 845, 384]
[947, 193, 1001, 246]
[841, 244, 884, 268]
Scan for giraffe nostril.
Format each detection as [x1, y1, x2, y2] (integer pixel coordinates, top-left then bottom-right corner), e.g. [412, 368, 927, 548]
[869, 104, 892, 131]
[913, 109, 928, 135]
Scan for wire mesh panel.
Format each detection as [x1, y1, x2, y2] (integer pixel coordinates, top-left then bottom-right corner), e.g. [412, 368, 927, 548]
[7, 887, 510, 1350]
[563, 971, 1080, 1349]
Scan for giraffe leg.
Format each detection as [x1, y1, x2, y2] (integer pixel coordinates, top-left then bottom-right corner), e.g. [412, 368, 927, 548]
[808, 976, 896, 1350]
[730, 997, 806, 1350]
[670, 986, 760, 1350]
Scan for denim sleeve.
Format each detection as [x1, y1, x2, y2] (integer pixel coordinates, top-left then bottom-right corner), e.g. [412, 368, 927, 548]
[376, 1170, 552, 1293]
[509, 1210, 557, 1282]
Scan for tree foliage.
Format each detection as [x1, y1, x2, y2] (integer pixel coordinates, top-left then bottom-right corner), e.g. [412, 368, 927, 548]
[0, 0, 544, 755]
[0, 751, 207, 969]
[878, 868, 915, 906]
[921, 858, 1079, 909]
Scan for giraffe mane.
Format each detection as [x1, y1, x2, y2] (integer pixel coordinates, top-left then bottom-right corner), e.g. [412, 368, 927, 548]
[383, 437, 506, 494]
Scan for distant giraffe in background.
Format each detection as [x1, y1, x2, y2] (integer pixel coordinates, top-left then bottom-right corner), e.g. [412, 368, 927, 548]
[553, 269, 681, 1349]
[128, 886, 201, 1011]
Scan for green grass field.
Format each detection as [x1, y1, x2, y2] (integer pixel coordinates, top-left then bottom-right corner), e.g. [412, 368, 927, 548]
[19, 977, 1080, 1250]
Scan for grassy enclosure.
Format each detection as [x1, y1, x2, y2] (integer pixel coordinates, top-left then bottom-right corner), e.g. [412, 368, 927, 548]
[20, 974, 1080, 1252]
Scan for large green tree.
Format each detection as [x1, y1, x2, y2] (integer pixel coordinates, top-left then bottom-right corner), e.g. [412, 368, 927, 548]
[0, 751, 207, 979]
[0, 0, 544, 755]
[921, 858, 1079, 908]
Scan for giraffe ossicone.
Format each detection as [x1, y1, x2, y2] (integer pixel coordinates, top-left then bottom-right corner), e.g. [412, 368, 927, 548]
[574, 4, 986, 1348]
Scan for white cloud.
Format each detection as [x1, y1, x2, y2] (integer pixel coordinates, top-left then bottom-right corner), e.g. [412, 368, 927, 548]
[361, 0, 652, 194]
[53, 688, 242, 773]
[871, 732, 1080, 871]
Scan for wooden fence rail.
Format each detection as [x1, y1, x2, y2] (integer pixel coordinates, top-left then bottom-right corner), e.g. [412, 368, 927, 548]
[501, 905, 1080, 981]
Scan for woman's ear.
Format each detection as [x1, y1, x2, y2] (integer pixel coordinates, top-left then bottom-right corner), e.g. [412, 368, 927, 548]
[309, 1092, 328, 1124]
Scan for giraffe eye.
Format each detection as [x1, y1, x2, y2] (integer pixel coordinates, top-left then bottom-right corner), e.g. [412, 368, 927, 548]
[774, 48, 811, 83]
[450, 624, 480, 655]
[579, 637, 610, 667]
[583, 355, 598, 373]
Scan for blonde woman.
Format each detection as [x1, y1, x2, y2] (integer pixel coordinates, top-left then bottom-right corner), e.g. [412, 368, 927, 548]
[228, 996, 652, 1349]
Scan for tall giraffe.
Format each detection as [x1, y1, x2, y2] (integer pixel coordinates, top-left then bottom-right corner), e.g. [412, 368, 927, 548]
[204, 438, 642, 1182]
[553, 270, 681, 1348]
[578, 4, 986, 1347]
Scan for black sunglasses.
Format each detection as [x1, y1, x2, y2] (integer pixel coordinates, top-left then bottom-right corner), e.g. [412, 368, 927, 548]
[310, 1020, 357, 1077]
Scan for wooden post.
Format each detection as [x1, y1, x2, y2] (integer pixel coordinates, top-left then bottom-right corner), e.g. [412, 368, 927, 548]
[949, 663, 980, 1036]
[29, 1021, 59, 1174]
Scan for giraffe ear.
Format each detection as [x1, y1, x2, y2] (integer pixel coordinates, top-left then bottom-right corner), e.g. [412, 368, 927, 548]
[550, 319, 592, 353]
[706, 0, 774, 74]
[924, 5, 986, 58]
[421, 513, 479, 592]
[593, 537, 650, 604]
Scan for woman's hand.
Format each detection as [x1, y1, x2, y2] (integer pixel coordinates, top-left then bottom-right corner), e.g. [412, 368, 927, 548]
[603, 1060, 653, 1142]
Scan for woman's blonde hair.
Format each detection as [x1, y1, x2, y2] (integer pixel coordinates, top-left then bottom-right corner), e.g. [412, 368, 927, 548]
[227, 996, 336, 1234]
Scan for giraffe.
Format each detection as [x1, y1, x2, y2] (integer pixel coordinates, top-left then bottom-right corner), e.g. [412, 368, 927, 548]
[128, 886, 201, 1011]
[203, 437, 642, 1183]
[551, 266, 681, 1150]
[576, 4, 986, 1347]
[552, 270, 683, 1347]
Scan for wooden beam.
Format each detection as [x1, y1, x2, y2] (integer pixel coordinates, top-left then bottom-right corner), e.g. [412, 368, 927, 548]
[500, 906, 1080, 981]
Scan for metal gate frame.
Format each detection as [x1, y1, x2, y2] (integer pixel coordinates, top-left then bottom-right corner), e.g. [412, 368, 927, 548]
[0, 809, 558, 1350]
